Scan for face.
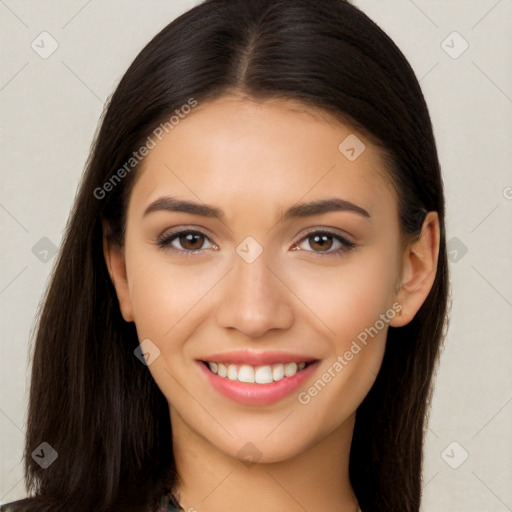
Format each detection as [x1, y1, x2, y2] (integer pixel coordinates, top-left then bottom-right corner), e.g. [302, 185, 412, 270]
[106, 94, 437, 464]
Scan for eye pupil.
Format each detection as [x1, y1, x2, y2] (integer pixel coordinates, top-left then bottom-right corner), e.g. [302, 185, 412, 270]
[310, 234, 333, 252]
[181, 233, 204, 250]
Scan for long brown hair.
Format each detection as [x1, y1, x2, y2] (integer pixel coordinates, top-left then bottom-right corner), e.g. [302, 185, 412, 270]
[3, 1, 448, 511]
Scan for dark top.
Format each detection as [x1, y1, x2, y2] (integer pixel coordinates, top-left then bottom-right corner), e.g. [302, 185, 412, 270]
[0, 490, 184, 512]
[156, 489, 185, 512]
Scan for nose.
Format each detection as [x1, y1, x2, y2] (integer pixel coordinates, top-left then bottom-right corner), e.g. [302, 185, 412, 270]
[215, 251, 294, 338]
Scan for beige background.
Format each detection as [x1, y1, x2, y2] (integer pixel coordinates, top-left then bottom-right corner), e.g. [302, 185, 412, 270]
[1, 1, 511, 510]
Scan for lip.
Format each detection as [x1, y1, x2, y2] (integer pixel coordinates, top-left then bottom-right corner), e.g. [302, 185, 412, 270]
[198, 350, 318, 366]
[197, 359, 320, 406]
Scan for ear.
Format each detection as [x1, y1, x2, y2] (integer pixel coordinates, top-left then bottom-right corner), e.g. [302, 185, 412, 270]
[103, 233, 134, 323]
[390, 211, 440, 327]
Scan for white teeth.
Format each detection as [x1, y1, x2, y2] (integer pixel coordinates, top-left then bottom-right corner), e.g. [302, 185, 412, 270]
[238, 365, 255, 383]
[255, 365, 273, 384]
[227, 364, 238, 380]
[217, 363, 227, 378]
[272, 364, 284, 381]
[284, 362, 298, 377]
[205, 360, 311, 384]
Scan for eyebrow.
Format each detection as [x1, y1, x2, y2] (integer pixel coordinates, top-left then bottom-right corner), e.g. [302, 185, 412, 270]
[143, 196, 370, 221]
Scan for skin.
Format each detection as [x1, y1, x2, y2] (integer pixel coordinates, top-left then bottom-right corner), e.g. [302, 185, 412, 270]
[105, 94, 439, 512]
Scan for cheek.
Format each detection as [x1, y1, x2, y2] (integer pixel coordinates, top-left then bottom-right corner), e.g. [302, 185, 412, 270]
[124, 253, 217, 399]
[290, 254, 399, 429]
[283, 248, 400, 350]
[126, 251, 221, 340]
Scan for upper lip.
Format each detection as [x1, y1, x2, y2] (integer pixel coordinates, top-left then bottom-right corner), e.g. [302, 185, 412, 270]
[198, 350, 319, 366]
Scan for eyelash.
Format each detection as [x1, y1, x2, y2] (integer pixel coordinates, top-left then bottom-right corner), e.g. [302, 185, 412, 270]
[155, 227, 356, 257]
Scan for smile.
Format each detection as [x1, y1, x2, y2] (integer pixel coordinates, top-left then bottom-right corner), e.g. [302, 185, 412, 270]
[197, 355, 320, 406]
[203, 361, 312, 384]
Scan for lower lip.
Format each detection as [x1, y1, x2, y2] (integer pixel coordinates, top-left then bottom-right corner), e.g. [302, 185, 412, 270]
[197, 361, 319, 406]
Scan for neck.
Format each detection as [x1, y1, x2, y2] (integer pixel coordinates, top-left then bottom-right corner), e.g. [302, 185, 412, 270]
[170, 408, 359, 512]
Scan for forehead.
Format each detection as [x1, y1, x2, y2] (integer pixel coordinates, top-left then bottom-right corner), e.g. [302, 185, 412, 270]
[128, 94, 397, 222]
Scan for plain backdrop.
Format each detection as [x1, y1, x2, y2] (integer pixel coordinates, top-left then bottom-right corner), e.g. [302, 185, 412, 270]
[1, 1, 511, 510]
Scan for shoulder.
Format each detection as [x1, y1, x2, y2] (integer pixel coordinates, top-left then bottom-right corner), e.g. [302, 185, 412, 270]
[0, 498, 45, 512]
[0, 498, 28, 512]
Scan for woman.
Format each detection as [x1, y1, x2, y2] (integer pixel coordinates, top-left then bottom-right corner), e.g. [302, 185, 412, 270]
[2, 0, 448, 511]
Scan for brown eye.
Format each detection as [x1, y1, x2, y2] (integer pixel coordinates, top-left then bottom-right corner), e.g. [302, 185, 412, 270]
[156, 230, 217, 253]
[308, 233, 334, 252]
[178, 232, 206, 250]
[293, 230, 356, 256]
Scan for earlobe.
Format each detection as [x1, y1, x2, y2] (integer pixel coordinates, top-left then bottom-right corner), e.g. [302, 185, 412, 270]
[389, 211, 440, 327]
[103, 235, 135, 323]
